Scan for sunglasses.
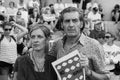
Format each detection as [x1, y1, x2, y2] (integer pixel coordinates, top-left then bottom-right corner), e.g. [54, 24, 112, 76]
[105, 36, 111, 39]
[17, 13, 21, 15]
[4, 28, 12, 31]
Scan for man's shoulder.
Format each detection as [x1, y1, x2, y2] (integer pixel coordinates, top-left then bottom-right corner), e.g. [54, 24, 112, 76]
[84, 35, 101, 46]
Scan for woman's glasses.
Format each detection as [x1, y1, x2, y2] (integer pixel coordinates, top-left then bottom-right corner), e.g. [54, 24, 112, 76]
[105, 36, 111, 39]
[4, 28, 12, 31]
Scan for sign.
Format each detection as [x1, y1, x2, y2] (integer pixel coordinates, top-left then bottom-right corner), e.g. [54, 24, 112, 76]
[52, 50, 85, 80]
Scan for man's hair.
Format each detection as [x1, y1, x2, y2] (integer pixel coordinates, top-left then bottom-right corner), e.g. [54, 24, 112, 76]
[60, 7, 83, 22]
[60, 7, 84, 31]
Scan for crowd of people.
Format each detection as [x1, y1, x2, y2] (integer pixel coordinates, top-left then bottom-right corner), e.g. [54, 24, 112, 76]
[0, 0, 120, 80]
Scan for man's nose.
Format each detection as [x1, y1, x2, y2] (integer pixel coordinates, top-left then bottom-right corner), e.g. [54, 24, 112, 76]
[69, 20, 74, 27]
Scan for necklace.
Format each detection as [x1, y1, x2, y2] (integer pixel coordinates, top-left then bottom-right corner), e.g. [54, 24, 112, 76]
[31, 52, 45, 72]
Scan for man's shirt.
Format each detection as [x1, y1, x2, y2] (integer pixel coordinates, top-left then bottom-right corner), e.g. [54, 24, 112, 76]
[50, 33, 109, 80]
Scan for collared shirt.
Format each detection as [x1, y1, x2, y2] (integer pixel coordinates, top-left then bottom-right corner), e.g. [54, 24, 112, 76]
[49, 33, 109, 80]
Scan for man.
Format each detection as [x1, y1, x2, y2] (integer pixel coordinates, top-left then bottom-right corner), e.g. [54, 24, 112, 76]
[89, 21, 105, 39]
[50, 7, 109, 80]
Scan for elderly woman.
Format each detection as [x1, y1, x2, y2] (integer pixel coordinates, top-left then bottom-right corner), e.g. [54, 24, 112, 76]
[13, 24, 57, 80]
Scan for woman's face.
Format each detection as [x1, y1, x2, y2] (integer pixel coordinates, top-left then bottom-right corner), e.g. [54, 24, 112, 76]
[9, 2, 14, 8]
[4, 25, 12, 36]
[30, 28, 46, 51]
[33, 9, 38, 15]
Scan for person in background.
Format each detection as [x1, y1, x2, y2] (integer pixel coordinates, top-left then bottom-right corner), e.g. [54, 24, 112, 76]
[13, 23, 57, 80]
[103, 32, 120, 80]
[42, 6, 56, 33]
[0, 21, 28, 80]
[50, 7, 109, 80]
[98, 4, 104, 20]
[82, 0, 91, 12]
[89, 21, 105, 39]
[49, 4, 56, 15]
[54, 0, 64, 17]
[111, 4, 120, 23]
[27, 0, 40, 15]
[0, 0, 6, 14]
[17, 0, 27, 11]
[87, 7, 101, 22]
[6, 1, 18, 21]
[72, 0, 81, 8]
[29, 7, 41, 26]
[87, 7, 101, 30]
[86, 0, 98, 12]
[96, 32, 105, 45]
[16, 10, 26, 28]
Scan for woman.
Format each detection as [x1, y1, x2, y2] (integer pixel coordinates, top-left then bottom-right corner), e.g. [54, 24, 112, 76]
[29, 7, 41, 26]
[16, 10, 26, 27]
[111, 4, 120, 23]
[103, 32, 120, 80]
[0, 21, 28, 80]
[13, 24, 57, 80]
[7, 1, 18, 21]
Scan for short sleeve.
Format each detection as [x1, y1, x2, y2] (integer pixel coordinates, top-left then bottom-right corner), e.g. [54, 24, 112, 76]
[91, 40, 107, 73]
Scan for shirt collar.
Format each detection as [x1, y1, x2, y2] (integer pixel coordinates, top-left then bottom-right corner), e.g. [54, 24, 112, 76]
[78, 33, 86, 46]
[62, 33, 86, 46]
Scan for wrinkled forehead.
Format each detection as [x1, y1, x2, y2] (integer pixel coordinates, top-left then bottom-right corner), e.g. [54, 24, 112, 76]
[63, 11, 80, 20]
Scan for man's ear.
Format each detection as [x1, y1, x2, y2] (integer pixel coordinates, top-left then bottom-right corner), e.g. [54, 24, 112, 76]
[61, 23, 64, 29]
[80, 21, 83, 29]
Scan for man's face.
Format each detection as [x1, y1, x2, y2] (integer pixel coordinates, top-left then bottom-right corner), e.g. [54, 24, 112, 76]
[62, 12, 81, 37]
[94, 23, 101, 31]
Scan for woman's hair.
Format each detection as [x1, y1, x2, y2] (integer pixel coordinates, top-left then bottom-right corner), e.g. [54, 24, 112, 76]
[2, 21, 12, 29]
[9, 1, 16, 7]
[114, 4, 119, 9]
[30, 23, 51, 54]
[29, 23, 50, 39]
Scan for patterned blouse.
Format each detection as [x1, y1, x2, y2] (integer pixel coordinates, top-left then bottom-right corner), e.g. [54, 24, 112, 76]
[49, 33, 109, 80]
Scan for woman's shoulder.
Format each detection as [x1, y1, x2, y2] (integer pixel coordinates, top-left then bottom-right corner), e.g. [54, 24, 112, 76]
[16, 54, 31, 64]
